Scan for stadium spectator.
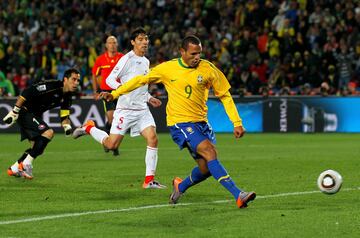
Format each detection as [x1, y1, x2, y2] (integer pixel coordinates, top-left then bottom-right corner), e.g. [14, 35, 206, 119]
[347, 81, 359, 95]
[271, 9, 286, 33]
[257, 27, 269, 58]
[322, 65, 339, 94]
[249, 58, 269, 84]
[267, 32, 281, 58]
[333, 44, 355, 89]
[290, 51, 305, 86]
[0, 69, 15, 96]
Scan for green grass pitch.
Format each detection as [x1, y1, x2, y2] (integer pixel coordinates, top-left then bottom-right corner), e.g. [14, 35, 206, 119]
[0, 133, 359, 237]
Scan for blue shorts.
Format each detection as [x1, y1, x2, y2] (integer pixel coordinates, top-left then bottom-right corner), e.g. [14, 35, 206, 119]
[169, 122, 216, 159]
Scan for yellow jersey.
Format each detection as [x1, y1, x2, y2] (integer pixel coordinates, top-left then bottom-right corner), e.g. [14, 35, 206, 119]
[111, 58, 242, 127]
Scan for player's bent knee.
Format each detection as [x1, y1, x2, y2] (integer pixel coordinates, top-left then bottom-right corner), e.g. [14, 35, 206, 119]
[197, 141, 217, 158]
[42, 129, 54, 140]
[148, 135, 158, 147]
[142, 127, 158, 147]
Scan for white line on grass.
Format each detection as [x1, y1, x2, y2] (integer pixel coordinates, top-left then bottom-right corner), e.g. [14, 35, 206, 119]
[1, 187, 359, 225]
[0, 143, 278, 156]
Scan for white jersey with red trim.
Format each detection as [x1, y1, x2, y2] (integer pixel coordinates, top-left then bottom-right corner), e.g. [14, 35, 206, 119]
[106, 50, 151, 110]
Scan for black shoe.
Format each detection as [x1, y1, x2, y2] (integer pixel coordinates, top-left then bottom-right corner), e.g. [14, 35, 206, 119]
[113, 148, 119, 156]
[104, 147, 110, 153]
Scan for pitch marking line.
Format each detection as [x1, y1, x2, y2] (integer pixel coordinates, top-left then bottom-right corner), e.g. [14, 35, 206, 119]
[1, 187, 359, 225]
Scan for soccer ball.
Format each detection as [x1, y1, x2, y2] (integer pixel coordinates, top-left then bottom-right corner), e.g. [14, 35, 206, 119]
[317, 169, 343, 194]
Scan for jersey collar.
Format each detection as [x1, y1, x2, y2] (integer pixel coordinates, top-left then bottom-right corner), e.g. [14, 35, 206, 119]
[178, 58, 193, 69]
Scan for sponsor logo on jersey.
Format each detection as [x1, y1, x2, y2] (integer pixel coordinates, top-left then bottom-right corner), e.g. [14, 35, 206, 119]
[36, 85, 47, 91]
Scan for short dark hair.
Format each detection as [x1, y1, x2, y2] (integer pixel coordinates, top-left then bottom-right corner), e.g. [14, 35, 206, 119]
[63, 68, 80, 80]
[181, 35, 201, 50]
[130, 27, 147, 41]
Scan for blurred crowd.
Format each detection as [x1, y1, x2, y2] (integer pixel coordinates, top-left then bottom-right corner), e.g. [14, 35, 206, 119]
[1, 0, 360, 97]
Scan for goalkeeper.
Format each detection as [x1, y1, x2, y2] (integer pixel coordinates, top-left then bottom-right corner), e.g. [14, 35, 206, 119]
[3, 68, 80, 179]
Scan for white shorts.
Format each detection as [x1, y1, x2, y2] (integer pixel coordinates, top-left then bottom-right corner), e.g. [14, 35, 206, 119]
[110, 108, 156, 137]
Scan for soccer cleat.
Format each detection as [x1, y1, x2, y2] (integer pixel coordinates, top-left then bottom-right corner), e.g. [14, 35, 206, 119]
[7, 167, 21, 177]
[236, 191, 256, 208]
[143, 180, 167, 189]
[18, 163, 33, 180]
[72, 120, 95, 139]
[169, 177, 183, 204]
[72, 127, 87, 139]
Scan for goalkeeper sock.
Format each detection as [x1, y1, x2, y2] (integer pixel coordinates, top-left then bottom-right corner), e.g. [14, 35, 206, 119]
[23, 154, 34, 166]
[17, 148, 31, 163]
[179, 166, 210, 193]
[11, 162, 19, 172]
[207, 159, 241, 199]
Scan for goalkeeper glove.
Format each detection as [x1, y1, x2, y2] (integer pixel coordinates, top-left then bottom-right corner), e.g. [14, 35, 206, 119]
[3, 106, 21, 126]
[63, 124, 72, 137]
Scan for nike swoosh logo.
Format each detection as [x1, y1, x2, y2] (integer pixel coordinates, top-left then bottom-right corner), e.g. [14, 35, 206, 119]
[170, 79, 177, 82]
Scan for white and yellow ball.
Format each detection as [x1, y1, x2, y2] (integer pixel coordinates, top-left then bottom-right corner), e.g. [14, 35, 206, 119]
[317, 169, 343, 194]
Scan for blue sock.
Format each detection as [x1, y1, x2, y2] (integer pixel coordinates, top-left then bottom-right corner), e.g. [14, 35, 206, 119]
[179, 166, 210, 193]
[207, 159, 241, 199]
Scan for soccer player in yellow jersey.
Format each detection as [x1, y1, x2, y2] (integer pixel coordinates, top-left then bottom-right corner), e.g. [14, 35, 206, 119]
[100, 35, 256, 208]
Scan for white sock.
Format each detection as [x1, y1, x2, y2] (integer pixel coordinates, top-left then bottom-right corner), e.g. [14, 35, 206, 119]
[11, 162, 19, 172]
[89, 127, 109, 144]
[23, 154, 34, 166]
[145, 146, 158, 176]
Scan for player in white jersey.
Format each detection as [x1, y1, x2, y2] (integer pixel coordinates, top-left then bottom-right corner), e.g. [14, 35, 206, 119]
[73, 28, 165, 189]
